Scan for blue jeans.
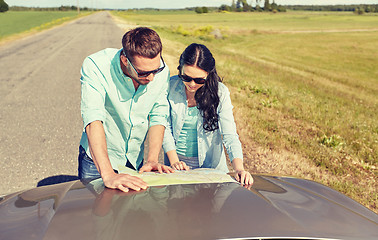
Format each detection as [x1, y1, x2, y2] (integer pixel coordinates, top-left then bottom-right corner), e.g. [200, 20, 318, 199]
[78, 146, 101, 184]
[78, 146, 138, 184]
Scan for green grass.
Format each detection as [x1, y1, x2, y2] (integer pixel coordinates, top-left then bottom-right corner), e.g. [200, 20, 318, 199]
[0, 11, 87, 40]
[3, 9, 375, 211]
[112, 10, 378, 211]
[114, 10, 378, 31]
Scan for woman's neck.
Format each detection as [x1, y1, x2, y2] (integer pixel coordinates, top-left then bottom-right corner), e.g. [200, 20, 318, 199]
[185, 89, 197, 107]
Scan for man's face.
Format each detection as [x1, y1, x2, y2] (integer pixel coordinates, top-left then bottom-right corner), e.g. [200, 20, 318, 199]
[121, 53, 163, 86]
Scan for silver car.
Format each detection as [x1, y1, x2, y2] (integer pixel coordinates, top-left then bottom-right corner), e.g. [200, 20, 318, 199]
[0, 173, 377, 240]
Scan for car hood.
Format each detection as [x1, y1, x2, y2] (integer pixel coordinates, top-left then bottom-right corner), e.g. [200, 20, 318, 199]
[0, 175, 377, 240]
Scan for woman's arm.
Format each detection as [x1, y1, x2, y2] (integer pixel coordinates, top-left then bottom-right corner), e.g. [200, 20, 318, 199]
[231, 158, 253, 185]
[217, 85, 244, 161]
[217, 85, 253, 185]
[166, 150, 190, 170]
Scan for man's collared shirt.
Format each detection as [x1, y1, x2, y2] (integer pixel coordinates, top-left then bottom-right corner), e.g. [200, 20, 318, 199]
[80, 48, 169, 170]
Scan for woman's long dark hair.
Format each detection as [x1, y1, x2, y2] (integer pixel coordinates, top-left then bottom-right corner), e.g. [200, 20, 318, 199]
[178, 43, 222, 132]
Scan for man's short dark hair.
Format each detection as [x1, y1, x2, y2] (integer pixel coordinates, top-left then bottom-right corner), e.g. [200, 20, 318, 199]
[122, 27, 162, 60]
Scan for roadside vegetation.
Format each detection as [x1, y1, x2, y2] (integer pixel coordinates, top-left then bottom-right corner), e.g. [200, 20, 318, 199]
[112, 10, 377, 212]
[0, 0, 9, 13]
[0, 10, 91, 43]
[1, 7, 376, 212]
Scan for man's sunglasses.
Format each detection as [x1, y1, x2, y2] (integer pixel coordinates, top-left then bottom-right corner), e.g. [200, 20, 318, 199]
[179, 74, 206, 84]
[123, 51, 165, 78]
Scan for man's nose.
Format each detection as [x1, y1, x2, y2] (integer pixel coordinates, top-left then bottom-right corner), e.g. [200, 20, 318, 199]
[146, 73, 154, 81]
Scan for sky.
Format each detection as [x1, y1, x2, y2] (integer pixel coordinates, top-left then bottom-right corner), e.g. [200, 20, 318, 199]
[5, 0, 378, 9]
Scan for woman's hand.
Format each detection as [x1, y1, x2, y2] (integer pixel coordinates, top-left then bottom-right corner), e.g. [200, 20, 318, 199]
[231, 158, 253, 186]
[139, 162, 174, 174]
[234, 170, 254, 186]
[171, 161, 190, 171]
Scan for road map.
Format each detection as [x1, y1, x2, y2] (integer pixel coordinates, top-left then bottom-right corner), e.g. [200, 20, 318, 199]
[117, 166, 237, 186]
[86, 167, 237, 194]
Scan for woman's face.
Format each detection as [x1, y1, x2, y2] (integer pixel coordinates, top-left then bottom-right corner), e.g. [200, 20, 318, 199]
[181, 64, 208, 93]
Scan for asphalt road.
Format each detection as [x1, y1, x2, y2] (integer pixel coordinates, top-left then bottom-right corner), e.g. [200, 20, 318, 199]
[0, 12, 125, 195]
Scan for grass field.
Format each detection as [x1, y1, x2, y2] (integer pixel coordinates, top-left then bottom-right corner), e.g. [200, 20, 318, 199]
[2, 9, 376, 212]
[113, 10, 378, 212]
[0, 11, 90, 42]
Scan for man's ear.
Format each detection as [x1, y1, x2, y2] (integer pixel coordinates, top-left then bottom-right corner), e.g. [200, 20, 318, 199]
[120, 54, 139, 80]
[120, 54, 128, 66]
[120, 54, 130, 76]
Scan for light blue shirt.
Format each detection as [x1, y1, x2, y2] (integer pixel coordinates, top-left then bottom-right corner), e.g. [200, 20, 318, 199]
[80, 48, 169, 170]
[163, 75, 243, 173]
[176, 107, 199, 157]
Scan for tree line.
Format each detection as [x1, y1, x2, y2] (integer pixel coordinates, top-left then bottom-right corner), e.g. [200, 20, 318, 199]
[218, 0, 287, 13]
[2, 0, 377, 14]
[0, 0, 8, 12]
[216, 1, 378, 13]
[8, 6, 91, 11]
[286, 4, 378, 13]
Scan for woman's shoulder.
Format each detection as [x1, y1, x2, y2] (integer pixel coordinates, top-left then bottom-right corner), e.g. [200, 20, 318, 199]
[169, 75, 181, 88]
[168, 75, 185, 96]
[218, 82, 228, 90]
[170, 75, 181, 83]
[218, 82, 230, 97]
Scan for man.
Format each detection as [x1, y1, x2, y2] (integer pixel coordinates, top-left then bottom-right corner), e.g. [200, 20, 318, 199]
[78, 27, 173, 192]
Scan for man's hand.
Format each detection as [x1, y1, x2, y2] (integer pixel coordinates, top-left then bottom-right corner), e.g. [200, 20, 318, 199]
[171, 161, 190, 171]
[139, 162, 174, 174]
[102, 172, 148, 192]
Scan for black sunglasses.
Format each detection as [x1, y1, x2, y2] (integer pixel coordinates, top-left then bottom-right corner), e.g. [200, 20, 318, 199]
[179, 74, 206, 84]
[123, 51, 165, 78]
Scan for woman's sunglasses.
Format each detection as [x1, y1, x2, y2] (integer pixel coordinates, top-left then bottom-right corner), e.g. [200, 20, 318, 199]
[179, 74, 206, 84]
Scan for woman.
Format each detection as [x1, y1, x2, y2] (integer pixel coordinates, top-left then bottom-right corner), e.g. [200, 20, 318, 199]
[163, 43, 253, 185]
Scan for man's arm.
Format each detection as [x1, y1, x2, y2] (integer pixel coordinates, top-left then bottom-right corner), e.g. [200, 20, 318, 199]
[139, 70, 174, 174]
[139, 125, 174, 173]
[146, 124, 164, 162]
[86, 120, 148, 192]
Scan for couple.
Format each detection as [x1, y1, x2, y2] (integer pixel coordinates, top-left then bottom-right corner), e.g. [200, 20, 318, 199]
[78, 27, 253, 192]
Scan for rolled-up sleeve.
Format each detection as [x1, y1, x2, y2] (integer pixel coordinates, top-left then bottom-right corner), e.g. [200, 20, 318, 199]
[162, 113, 176, 152]
[149, 76, 169, 128]
[80, 57, 106, 129]
[218, 85, 243, 161]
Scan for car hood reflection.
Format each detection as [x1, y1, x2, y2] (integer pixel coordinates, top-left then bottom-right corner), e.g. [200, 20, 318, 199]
[1, 175, 377, 240]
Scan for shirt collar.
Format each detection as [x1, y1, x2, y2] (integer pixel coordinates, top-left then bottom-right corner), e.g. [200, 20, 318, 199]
[175, 75, 186, 94]
[112, 49, 147, 101]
